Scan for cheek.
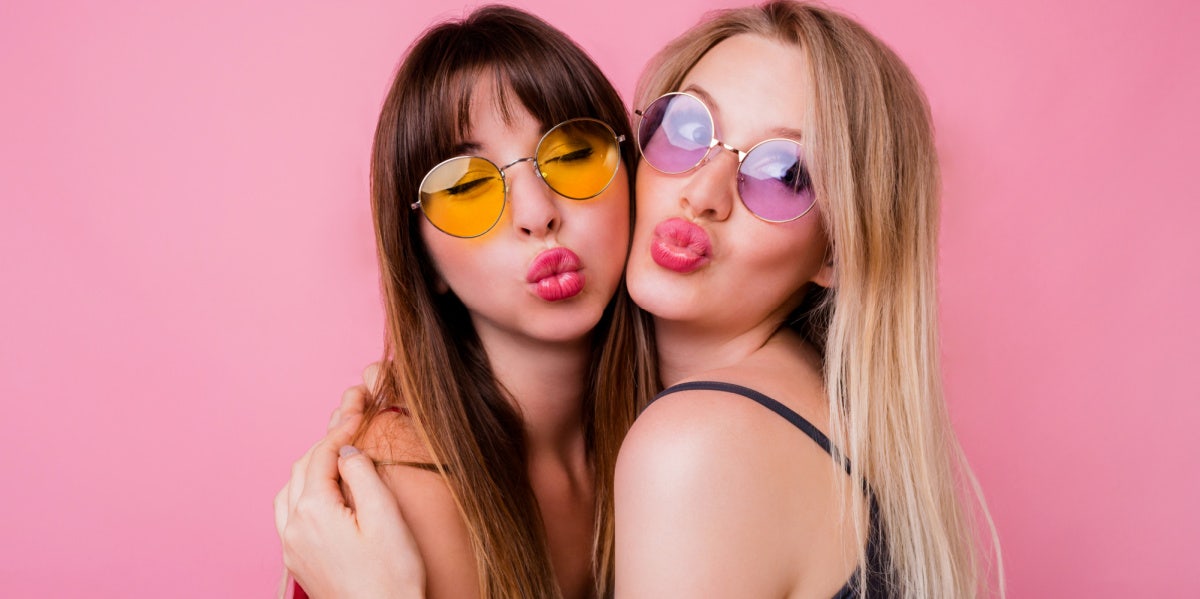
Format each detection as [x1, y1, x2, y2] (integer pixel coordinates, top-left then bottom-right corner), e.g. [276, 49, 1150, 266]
[576, 176, 631, 273]
[595, 173, 631, 234]
[575, 206, 628, 274]
[420, 221, 489, 290]
[634, 167, 676, 232]
[744, 213, 829, 288]
[788, 206, 830, 267]
[590, 178, 638, 274]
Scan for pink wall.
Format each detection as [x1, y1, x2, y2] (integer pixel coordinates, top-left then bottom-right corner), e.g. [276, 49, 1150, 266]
[2, 0, 1196, 596]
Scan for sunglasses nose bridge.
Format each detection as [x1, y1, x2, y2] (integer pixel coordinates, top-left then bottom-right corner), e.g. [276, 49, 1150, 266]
[499, 155, 538, 173]
[496, 155, 541, 194]
[717, 141, 747, 164]
[697, 139, 743, 173]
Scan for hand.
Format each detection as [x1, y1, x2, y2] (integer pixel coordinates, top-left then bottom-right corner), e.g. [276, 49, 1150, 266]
[274, 363, 377, 538]
[274, 364, 425, 598]
[326, 362, 380, 432]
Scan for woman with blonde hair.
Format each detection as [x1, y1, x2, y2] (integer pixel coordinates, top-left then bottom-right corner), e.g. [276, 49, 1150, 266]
[615, 2, 999, 596]
[277, 2, 1000, 597]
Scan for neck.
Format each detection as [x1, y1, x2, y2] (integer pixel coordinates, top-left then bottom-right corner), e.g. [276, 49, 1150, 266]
[653, 316, 783, 387]
[475, 325, 591, 462]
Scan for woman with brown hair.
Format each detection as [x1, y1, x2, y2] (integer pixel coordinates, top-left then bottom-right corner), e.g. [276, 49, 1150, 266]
[278, 2, 1001, 597]
[274, 5, 654, 598]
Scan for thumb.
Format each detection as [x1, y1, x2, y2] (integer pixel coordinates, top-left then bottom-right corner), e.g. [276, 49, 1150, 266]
[325, 413, 360, 448]
[329, 385, 370, 432]
[337, 446, 404, 528]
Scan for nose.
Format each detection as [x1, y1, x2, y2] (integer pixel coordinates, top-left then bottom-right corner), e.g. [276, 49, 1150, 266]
[679, 146, 737, 222]
[506, 160, 561, 238]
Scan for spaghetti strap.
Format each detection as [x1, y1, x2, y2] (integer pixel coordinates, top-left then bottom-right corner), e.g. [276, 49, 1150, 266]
[652, 380, 852, 477]
[651, 380, 887, 597]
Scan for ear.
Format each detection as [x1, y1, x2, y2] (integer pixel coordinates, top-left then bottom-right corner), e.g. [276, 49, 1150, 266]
[810, 251, 836, 289]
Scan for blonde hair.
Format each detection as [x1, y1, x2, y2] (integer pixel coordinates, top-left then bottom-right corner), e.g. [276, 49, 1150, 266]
[635, 2, 1002, 597]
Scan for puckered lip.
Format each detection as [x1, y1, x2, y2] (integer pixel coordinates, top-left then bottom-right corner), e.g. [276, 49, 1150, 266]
[527, 247, 585, 302]
[526, 247, 582, 283]
[650, 217, 711, 273]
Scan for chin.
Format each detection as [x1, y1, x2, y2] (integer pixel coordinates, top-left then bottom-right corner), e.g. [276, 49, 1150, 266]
[523, 301, 608, 344]
[625, 266, 696, 324]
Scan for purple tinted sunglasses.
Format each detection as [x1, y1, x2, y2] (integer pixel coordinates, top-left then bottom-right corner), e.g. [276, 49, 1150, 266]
[635, 92, 815, 223]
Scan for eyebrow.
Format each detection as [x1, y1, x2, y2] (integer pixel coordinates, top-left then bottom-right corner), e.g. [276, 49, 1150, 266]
[681, 83, 806, 143]
[450, 141, 482, 156]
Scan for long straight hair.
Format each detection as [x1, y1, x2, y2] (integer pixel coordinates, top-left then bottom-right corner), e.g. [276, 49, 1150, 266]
[361, 7, 656, 597]
[634, 2, 1002, 597]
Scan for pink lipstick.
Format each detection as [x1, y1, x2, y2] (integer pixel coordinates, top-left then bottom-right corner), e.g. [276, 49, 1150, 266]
[650, 218, 711, 273]
[526, 247, 585, 301]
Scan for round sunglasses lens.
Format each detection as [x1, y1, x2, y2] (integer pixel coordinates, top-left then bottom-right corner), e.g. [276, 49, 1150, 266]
[637, 94, 712, 173]
[537, 120, 621, 199]
[738, 139, 814, 222]
[418, 157, 505, 237]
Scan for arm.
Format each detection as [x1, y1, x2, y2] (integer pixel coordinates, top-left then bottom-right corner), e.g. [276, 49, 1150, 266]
[356, 411, 480, 598]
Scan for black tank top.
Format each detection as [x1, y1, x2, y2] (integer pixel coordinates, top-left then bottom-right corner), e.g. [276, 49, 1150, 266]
[652, 381, 889, 598]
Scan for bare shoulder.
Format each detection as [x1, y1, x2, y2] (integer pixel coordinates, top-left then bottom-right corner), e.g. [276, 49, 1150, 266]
[617, 386, 777, 480]
[614, 385, 856, 598]
[614, 388, 797, 597]
[357, 409, 479, 599]
[617, 379, 830, 480]
[358, 407, 435, 466]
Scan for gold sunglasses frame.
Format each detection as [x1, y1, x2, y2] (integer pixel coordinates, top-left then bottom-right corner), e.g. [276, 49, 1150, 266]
[412, 117, 626, 238]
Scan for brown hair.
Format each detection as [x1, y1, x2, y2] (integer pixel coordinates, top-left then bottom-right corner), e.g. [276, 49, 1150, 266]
[361, 6, 656, 597]
[635, 2, 1002, 597]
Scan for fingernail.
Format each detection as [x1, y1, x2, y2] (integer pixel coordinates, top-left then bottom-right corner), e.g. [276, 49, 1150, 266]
[328, 409, 342, 427]
[339, 445, 360, 458]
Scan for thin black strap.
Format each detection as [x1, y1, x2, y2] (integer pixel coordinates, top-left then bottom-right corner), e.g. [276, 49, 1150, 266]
[655, 381, 882, 598]
[653, 380, 851, 476]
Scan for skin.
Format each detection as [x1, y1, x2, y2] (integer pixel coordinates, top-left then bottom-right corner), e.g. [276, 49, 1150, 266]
[275, 366, 422, 599]
[615, 35, 860, 598]
[278, 34, 866, 599]
[277, 74, 630, 599]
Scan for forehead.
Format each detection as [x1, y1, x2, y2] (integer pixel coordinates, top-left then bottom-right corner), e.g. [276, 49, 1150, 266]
[468, 75, 531, 123]
[462, 74, 541, 150]
[680, 34, 812, 141]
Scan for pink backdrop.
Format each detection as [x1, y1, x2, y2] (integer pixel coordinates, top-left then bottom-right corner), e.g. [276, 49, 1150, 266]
[2, 0, 1197, 596]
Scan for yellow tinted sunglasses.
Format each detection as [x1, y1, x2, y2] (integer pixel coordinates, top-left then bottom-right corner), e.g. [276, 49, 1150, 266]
[412, 118, 625, 238]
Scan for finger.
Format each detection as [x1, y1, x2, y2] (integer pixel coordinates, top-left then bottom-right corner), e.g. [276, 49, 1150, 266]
[329, 385, 370, 432]
[362, 362, 381, 392]
[327, 406, 343, 431]
[287, 442, 317, 513]
[337, 445, 403, 530]
[273, 484, 289, 537]
[324, 410, 360, 449]
[300, 435, 351, 510]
